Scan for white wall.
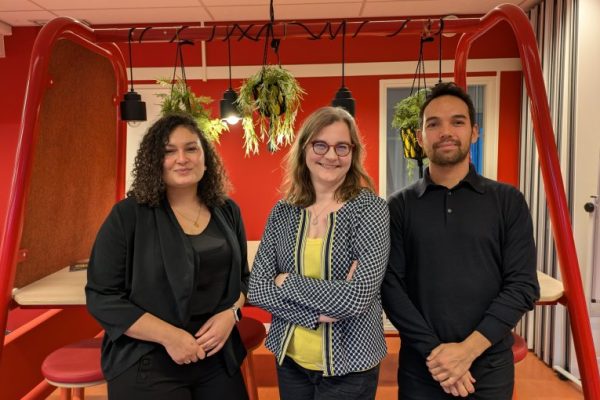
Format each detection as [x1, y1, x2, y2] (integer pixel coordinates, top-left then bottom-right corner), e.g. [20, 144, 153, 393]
[572, 0, 600, 373]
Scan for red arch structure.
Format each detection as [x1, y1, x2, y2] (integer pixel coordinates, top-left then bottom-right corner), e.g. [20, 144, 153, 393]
[455, 5, 600, 399]
[0, 17, 127, 399]
[0, 3, 598, 399]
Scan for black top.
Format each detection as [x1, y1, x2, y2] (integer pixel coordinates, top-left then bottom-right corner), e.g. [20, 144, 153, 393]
[188, 217, 232, 315]
[86, 197, 249, 380]
[382, 165, 540, 360]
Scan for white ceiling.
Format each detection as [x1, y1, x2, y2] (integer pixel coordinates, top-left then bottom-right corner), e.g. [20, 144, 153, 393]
[0, 0, 540, 27]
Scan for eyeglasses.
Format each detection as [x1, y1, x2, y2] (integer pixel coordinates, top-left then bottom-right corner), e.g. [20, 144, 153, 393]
[310, 141, 354, 157]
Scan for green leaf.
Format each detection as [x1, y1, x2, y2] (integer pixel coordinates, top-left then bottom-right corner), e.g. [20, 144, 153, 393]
[391, 88, 429, 162]
[236, 66, 306, 155]
[155, 77, 226, 142]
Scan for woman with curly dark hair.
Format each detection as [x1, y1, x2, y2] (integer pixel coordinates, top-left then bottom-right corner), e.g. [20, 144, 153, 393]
[86, 113, 250, 399]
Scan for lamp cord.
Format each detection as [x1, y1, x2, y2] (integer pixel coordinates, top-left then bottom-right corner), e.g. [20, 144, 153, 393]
[410, 21, 433, 96]
[410, 36, 425, 96]
[438, 18, 444, 83]
[269, 0, 280, 66]
[171, 39, 179, 90]
[170, 36, 193, 92]
[127, 27, 135, 92]
[261, 0, 280, 72]
[179, 42, 187, 84]
[341, 21, 346, 88]
[227, 28, 233, 89]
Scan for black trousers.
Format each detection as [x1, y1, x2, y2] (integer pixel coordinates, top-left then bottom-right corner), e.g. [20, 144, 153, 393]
[398, 348, 514, 400]
[276, 356, 380, 400]
[107, 345, 248, 400]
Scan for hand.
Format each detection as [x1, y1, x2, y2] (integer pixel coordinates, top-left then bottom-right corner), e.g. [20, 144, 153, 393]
[346, 260, 358, 281]
[441, 371, 476, 397]
[426, 342, 475, 385]
[195, 309, 236, 357]
[275, 273, 289, 288]
[318, 314, 338, 323]
[162, 327, 205, 365]
[427, 331, 491, 385]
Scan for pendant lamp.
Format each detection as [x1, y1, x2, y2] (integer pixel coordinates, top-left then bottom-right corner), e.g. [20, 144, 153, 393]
[220, 31, 241, 125]
[120, 28, 147, 127]
[331, 22, 355, 116]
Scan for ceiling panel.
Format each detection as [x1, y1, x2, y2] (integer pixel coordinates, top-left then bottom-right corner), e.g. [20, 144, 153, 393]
[0, 0, 541, 27]
[202, 0, 352, 4]
[208, 5, 266, 21]
[0, 10, 58, 26]
[61, 7, 212, 25]
[271, 3, 363, 20]
[0, 0, 43, 12]
[34, 0, 201, 9]
[209, 3, 363, 21]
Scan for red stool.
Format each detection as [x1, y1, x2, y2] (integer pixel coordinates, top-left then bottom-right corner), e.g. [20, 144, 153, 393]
[238, 317, 267, 400]
[511, 332, 528, 400]
[41, 337, 104, 400]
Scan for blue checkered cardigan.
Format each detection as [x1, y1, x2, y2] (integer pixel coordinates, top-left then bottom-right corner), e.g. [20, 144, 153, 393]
[248, 190, 390, 376]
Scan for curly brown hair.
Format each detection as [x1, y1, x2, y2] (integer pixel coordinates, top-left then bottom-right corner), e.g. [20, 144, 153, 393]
[282, 106, 375, 207]
[127, 113, 230, 207]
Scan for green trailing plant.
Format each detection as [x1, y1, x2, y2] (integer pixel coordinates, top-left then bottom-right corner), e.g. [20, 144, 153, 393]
[156, 77, 228, 142]
[237, 65, 305, 155]
[392, 88, 429, 178]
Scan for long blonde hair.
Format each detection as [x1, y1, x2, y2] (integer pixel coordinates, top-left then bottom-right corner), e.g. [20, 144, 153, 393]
[282, 107, 375, 207]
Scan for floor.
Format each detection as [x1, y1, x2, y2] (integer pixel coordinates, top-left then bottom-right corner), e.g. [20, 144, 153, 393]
[47, 337, 583, 400]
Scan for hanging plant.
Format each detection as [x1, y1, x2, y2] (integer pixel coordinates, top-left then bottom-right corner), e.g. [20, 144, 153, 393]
[156, 77, 228, 142]
[237, 65, 305, 155]
[392, 88, 429, 176]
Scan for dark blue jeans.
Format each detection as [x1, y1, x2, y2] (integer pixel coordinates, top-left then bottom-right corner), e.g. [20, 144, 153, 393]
[276, 356, 380, 400]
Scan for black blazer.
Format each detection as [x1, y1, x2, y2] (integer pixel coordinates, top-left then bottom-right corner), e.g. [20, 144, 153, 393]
[85, 196, 250, 380]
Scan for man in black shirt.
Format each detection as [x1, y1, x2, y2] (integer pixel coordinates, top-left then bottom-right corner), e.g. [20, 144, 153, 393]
[382, 82, 539, 399]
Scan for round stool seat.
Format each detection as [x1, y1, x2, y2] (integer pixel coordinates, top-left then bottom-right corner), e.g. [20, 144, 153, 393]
[238, 317, 266, 350]
[42, 337, 104, 386]
[511, 332, 528, 364]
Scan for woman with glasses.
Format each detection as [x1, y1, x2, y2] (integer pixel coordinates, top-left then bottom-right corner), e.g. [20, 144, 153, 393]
[248, 106, 390, 400]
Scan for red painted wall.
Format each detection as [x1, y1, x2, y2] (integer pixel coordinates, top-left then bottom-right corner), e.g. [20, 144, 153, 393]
[2, 23, 521, 240]
[202, 74, 384, 239]
[497, 71, 523, 187]
[0, 27, 40, 244]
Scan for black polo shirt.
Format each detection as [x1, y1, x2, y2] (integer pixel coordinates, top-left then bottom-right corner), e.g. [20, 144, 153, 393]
[382, 165, 539, 359]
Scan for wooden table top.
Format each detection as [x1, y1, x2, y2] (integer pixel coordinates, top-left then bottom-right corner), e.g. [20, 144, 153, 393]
[13, 242, 563, 308]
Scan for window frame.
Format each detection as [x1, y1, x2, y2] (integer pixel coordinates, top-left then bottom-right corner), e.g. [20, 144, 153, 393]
[378, 76, 500, 197]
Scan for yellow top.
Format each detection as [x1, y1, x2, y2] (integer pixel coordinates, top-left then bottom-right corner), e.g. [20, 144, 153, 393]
[286, 237, 324, 370]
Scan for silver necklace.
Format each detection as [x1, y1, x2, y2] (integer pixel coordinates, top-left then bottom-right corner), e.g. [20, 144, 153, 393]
[310, 202, 333, 225]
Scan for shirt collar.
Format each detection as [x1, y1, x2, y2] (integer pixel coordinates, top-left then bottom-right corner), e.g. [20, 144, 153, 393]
[416, 163, 485, 198]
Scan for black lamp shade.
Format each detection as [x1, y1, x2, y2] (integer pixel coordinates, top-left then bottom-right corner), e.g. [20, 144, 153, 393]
[120, 90, 147, 122]
[331, 86, 356, 116]
[220, 88, 241, 120]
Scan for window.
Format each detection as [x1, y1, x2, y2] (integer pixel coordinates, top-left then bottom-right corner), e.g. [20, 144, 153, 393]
[379, 77, 498, 197]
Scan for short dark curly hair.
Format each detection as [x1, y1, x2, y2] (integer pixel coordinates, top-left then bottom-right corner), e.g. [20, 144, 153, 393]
[419, 82, 475, 128]
[127, 113, 229, 207]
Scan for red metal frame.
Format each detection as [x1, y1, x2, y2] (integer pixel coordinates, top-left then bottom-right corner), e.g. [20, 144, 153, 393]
[2, 5, 598, 398]
[0, 17, 127, 360]
[455, 4, 600, 399]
